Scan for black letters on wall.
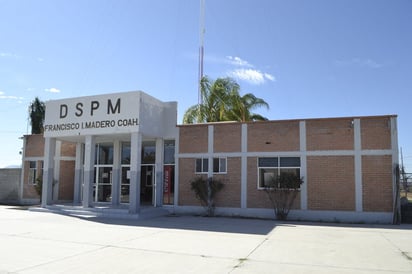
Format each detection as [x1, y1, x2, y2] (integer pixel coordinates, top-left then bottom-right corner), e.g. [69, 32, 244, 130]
[75, 102, 83, 117]
[60, 104, 68, 118]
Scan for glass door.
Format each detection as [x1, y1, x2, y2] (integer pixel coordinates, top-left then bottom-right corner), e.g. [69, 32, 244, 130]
[121, 166, 130, 203]
[121, 142, 131, 203]
[93, 143, 113, 203]
[141, 165, 155, 205]
[94, 166, 113, 202]
[141, 141, 156, 206]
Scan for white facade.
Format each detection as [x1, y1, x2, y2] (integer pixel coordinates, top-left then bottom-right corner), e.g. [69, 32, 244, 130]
[41, 91, 177, 214]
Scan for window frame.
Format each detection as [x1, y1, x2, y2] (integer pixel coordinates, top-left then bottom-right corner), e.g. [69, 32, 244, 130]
[257, 157, 301, 190]
[195, 157, 227, 174]
[28, 161, 37, 185]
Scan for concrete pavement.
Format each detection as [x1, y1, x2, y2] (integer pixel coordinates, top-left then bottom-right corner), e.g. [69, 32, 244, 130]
[0, 205, 411, 273]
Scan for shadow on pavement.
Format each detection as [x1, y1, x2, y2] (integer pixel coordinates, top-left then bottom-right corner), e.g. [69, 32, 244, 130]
[76, 214, 290, 235]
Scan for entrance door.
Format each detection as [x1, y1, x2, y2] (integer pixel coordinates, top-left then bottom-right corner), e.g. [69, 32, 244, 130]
[121, 166, 130, 203]
[94, 166, 113, 202]
[93, 143, 114, 203]
[141, 165, 155, 205]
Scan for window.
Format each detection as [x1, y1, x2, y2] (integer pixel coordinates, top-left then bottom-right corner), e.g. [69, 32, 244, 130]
[142, 141, 156, 164]
[195, 157, 227, 174]
[195, 158, 208, 173]
[95, 143, 114, 165]
[258, 157, 300, 189]
[164, 140, 175, 165]
[121, 142, 131, 165]
[163, 140, 175, 205]
[28, 161, 37, 185]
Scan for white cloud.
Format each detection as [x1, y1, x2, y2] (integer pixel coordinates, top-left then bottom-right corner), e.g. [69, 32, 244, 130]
[264, 73, 275, 81]
[0, 91, 24, 100]
[335, 58, 383, 69]
[0, 52, 21, 59]
[226, 56, 253, 67]
[224, 56, 275, 85]
[228, 69, 276, 85]
[201, 54, 276, 85]
[45, 87, 61, 93]
[37, 57, 44, 62]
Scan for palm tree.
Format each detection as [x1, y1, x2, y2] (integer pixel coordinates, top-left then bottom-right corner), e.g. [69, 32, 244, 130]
[29, 97, 45, 134]
[183, 76, 269, 123]
[227, 93, 269, 122]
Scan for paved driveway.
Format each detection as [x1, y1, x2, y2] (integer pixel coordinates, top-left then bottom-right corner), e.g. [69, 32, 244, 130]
[0, 205, 411, 273]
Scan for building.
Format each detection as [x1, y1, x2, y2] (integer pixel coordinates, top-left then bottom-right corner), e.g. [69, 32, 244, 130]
[20, 91, 399, 223]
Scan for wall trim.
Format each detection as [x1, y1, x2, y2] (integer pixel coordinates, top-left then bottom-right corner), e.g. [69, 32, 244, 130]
[177, 149, 393, 159]
[173, 206, 393, 224]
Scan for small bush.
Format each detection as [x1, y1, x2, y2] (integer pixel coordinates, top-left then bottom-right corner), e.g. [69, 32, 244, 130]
[190, 176, 224, 216]
[34, 177, 42, 202]
[264, 173, 303, 220]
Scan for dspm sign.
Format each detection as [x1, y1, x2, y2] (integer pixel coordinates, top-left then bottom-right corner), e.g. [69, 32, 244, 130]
[59, 98, 121, 118]
[44, 91, 141, 137]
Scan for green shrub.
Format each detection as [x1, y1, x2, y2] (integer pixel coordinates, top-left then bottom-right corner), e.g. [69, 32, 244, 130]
[190, 176, 224, 216]
[34, 177, 42, 202]
[264, 173, 303, 220]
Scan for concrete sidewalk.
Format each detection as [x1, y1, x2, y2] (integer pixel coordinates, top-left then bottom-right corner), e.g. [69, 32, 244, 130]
[0, 205, 411, 274]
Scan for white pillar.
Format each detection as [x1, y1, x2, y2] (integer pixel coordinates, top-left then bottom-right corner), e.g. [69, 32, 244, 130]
[53, 140, 61, 201]
[299, 121, 308, 210]
[354, 118, 363, 212]
[19, 137, 27, 204]
[112, 140, 121, 206]
[82, 135, 95, 208]
[208, 125, 214, 178]
[241, 124, 247, 209]
[390, 116, 400, 222]
[73, 142, 83, 204]
[42, 137, 56, 207]
[174, 129, 180, 207]
[155, 138, 164, 207]
[129, 132, 142, 214]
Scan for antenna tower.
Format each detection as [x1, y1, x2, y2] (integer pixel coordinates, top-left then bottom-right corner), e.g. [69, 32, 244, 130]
[198, 0, 205, 106]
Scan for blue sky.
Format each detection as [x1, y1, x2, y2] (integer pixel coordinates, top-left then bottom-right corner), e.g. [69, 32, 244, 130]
[0, 0, 411, 170]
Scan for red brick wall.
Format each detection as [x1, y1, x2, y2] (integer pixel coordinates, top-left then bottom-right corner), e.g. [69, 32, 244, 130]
[58, 161, 75, 200]
[362, 155, 393, 212]
[179, 126, 208, 153]
[61, 142, 76, 157]
[213, 157, 241, 208]
[214, 123, 241, 153]
[178, 157, 241, 208]
[178, 158, 201, 206]
[307, 156, 355, 211]
[25, 135, 76, 159]
[247, 121, 300, 152]
[25, 134, 44, 157]
[306, 119, 354, 151]
[361, 117, 391, 150]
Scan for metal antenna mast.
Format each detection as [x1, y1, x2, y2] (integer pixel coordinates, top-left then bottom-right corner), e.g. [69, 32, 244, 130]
[198, 0, 205, 106]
